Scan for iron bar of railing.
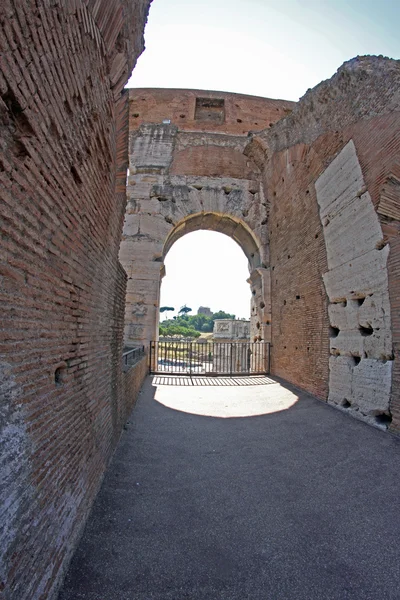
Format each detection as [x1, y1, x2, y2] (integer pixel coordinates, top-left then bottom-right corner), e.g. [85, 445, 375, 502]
[123, 345, 145, 369]
[149, 340, 270, 376]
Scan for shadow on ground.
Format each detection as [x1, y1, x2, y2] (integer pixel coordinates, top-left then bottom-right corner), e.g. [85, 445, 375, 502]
[59, 376, 400, 600]
[152, 375, 275, 386]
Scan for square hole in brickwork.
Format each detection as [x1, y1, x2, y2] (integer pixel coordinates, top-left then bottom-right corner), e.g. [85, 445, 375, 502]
[195, 98, 225, 123]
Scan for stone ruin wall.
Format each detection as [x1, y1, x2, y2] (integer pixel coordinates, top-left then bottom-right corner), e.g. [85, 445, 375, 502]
[124, 58, 400, 432]
[1, 6, 400, 599]
[253, 56, 400, 429]
[120, 88, 295, 348]
[0, 1, 150, 598]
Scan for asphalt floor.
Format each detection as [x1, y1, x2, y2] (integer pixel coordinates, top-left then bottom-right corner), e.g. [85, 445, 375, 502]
[58, 375, 400, 600]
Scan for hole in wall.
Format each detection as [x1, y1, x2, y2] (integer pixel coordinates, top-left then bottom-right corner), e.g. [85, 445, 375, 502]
[359, 324, 373, 337]
[351, 355, 361, 366]
[342, 399, 351, 408]
[356, 297, 366, 306]
[195, 97, 225, 123]
[332, 299, 347, 307]
[375, 413, 392, 426]
[296, 295, 300, 300]
[133, 113, 139, 118]
[329, 326, 340, 338]
[376, 239, 388, 250]
[3, 88, 35, 136]
[237, 118, 242, 123]
[70, 165, 82, 185]
[260, 301, 265, 309]
[55, 366, 67, 386]
[13, 139, 29, 160]
[49, 118, 60, 139]
[180, 114, 185, 118]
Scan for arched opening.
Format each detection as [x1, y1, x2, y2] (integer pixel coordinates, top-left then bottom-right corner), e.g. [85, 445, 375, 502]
[163, 212, 262, 271]
[160, 229, 251, 332]
[155, 224, 270, 377]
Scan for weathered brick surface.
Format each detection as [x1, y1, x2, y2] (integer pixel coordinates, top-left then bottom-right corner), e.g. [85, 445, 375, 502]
[120, 90, 286, 346]
[129, 88, 295, 135]
[0, 1, 150, 598]
[258, 57, 400, 428]
[123, 60, 400, 432]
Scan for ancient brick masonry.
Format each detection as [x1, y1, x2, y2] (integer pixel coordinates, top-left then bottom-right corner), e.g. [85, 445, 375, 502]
[120, 88, 294, 347]
[123, 58, 400, 433]
[0, 1, 150, 599]
[1, 10, 399, 600]
[252, 56, 400, 428]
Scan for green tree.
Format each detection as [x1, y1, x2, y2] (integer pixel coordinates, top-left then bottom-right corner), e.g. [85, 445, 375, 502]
[160, 306, 175, 313]
[178, 305, 192, 315]
[212, 310, 235, 320]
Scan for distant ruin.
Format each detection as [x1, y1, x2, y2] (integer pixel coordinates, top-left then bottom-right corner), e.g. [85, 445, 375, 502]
[1, 1, 400, 598]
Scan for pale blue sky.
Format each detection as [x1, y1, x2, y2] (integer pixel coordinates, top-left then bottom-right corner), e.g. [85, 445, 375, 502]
[127, 0, 399, 320]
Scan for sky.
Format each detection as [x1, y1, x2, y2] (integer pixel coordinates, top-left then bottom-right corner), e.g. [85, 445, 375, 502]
[126, 0, 400, 320]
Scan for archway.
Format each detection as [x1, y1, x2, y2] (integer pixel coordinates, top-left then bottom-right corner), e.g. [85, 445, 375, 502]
[120, 209, 271, 347]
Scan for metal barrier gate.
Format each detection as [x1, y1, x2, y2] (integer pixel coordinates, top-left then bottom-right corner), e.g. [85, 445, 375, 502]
[149, 341, 270, 376]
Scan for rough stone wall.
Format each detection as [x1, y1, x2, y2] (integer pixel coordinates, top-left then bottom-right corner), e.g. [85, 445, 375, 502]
[120, 90, 294, 348]
[0, 1, 150, 598]
[315, 140, 393, 425]
[256, 56, 400, 428]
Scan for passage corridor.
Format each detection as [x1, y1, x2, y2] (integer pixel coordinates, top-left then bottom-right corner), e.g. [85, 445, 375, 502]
[59, 376, 400, 600]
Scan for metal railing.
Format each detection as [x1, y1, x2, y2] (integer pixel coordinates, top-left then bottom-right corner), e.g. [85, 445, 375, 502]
[122, 345, 145, 369]
[149, 341, 270, 376]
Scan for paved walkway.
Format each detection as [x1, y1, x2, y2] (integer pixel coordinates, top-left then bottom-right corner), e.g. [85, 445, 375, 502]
[59, 376, 400, 600]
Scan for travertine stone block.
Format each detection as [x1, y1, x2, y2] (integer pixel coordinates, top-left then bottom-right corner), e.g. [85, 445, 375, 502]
[316, 140, 393, 422]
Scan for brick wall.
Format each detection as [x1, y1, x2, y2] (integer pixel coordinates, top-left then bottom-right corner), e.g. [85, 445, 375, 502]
[258, 57, 400, 428]
[129, 88, 294, 135]
[122, 356, 149, 421]
[265, 143, 330, 399]
[0, 1, 150, 598]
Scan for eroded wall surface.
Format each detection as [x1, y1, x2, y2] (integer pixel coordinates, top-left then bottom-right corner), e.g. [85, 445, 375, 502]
[255, 56, 400, 428]
[0, 1, 150, 598]
[120, 90, 295, 347]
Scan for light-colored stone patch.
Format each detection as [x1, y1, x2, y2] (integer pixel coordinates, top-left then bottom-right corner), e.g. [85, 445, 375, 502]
[153, 379, 298, 418]
[120, 172, 266, 347]
[315, 140, 393, 425]
[130, 124, 177, 173]
[0, 363, 32, 588]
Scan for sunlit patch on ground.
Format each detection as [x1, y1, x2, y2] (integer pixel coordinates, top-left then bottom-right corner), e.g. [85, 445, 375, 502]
[152, 376, 298, 418]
